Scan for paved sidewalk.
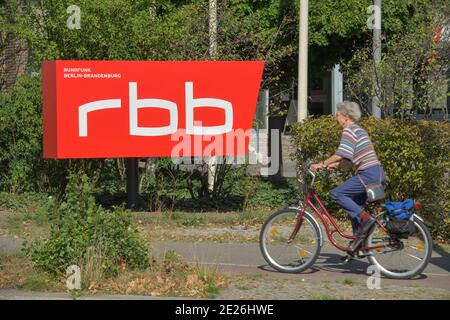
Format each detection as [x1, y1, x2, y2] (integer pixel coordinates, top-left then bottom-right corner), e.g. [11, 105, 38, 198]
[0, 236, 23, 256]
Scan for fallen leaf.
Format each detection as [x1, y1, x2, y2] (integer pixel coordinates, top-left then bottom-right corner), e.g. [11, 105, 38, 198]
[118, 259, 127, 271]
[164, 261, 172, 273]
[88, 282, 98, 294]
[216, 277, 226, 287]
[186, 274, 199, 287]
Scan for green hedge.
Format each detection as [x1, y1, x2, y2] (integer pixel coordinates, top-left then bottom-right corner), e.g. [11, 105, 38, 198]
[291, 116, 450, 242]
[0, 75, 129, 196]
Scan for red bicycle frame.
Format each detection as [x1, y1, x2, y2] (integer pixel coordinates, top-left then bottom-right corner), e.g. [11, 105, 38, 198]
[290, 189, 387, 253]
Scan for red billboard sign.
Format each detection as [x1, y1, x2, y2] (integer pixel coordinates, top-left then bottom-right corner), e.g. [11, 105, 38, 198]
[42, 60, 264, 158]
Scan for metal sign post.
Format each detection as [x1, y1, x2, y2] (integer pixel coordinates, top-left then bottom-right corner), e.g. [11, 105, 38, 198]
[126, 158, 139, 210]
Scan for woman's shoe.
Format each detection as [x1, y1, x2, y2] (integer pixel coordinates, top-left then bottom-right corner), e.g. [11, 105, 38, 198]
[350, 210, 376, 251]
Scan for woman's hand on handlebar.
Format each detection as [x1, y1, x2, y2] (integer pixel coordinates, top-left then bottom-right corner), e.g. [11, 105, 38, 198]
[310, 162, 339, 171]
[310, 162, 325, 171]
[326, 162, 340, 170]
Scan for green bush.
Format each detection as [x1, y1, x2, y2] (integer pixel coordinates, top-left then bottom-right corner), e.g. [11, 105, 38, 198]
[26, 173, 149, 277]
[291, 116, 450, 241]
[245, 179, 298, 209]
[0, 75, 127, 197]
[138, 158, 298, 212]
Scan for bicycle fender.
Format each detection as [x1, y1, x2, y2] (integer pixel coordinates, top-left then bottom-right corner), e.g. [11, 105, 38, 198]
[413, 213, 432, 228]
[413, 214, 424, 223]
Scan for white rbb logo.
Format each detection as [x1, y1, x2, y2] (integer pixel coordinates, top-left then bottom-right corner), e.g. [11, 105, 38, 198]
[78, 82, 233, 137]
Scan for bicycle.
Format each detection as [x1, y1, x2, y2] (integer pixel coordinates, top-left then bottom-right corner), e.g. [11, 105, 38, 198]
[259, 164, 433, 279]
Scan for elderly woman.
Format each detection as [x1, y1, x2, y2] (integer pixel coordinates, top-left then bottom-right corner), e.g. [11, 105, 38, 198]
[310, 101, 385, 251]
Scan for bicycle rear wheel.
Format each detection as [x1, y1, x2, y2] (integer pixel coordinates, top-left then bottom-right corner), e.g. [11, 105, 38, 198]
[259, 208, 322, 273]
[365, 216, 432, 279]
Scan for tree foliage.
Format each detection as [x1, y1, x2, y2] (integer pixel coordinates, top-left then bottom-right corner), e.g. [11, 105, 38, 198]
[2, 0, 446, 114]
[342, 1, 449, 118]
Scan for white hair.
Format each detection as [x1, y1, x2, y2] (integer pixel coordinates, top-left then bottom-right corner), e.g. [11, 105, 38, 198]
[336, 101, 362, 121]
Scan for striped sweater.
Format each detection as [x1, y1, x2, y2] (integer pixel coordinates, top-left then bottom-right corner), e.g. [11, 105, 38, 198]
[335, 123, 380, 171]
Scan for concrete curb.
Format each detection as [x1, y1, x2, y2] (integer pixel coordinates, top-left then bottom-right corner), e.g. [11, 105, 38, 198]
[0, 289, 200, 300]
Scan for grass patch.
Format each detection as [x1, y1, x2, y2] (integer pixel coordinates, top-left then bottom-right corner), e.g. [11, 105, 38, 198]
[140, 228, 260, 244]
[0, 254, 64, 292]
[164, 250, 182, 263]
[236, 210, 270, 225]
[204, 283, 220, 298]
[433, 242, 450, 253]
[211, 210, 271, 226]
[0, 194, 50, 239]
[1, 197, 272, 244]
[4, 209, 49, 231]
[77, 245, 107, 290]
[245, 274, 268, 281]
[22, 273, 59, 291]
[164, 211, 184, 221]
[132, 210, 268, 244]
[0, 192, 48, 212]
[342, 278, 358, 286]
[315, 294, 338, 300]
[235, 283, 252, 291]
[320, 281, 331, 289]
[98, 255, 226, 298]
[181, 216, 207, 227]
[133, 210, 272, 229]
[163, 211, 210, 226]
[190, 258, 225, 299]
[5, 214, 24, 231]
[0, 250, 226, 298]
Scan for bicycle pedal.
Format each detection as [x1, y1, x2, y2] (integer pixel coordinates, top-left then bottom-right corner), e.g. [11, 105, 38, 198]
[340, 255, 353, 264]
[355, 250, 368, 258]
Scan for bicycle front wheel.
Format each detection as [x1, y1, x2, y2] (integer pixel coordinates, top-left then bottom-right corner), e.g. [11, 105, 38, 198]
[259, 208, 322, 273]
[366, 216, 433, 279]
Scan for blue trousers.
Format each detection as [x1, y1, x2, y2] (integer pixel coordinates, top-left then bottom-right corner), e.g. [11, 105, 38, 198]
[331, 165, 385, 234]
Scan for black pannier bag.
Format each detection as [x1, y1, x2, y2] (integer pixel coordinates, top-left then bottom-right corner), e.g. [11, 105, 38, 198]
[383, 199, 418, 238]
[385, 218, 417, 239]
